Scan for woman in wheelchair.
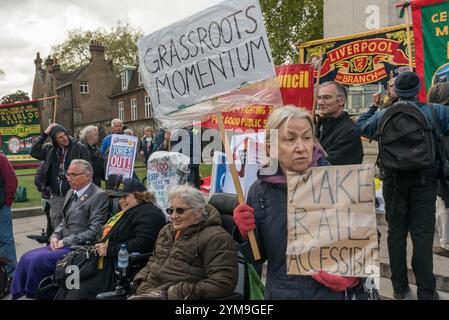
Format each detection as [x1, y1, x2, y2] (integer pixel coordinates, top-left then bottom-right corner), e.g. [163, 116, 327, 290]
[55, 178, 166, 300]
[129, 186, 238, 300]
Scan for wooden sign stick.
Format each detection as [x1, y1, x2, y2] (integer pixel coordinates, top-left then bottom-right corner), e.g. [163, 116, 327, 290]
[312, 55, 324, 120]
[403, 1, 414, 71]
[52, 95, 59, 123]
[216, 112, 261, 261]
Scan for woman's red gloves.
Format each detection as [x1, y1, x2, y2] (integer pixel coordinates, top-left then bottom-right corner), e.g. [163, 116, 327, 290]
[233, 203, 256, 239]
[312, 270, 360, 292]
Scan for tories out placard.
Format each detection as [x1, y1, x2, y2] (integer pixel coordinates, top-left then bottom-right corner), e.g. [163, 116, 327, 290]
[286, 164, 380, 277]
[138, 0, 276, 119]
[105, 134, 138, 179]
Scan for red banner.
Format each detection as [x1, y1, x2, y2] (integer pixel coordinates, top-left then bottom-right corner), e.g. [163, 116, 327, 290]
[201, 64, 313, 131]
[299, 25, 412, 87]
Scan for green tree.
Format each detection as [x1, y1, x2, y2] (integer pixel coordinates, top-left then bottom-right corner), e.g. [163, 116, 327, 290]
[1, 90, 30, 104]
[260, 0, 323, 65]
[51, 22, 143, 73]
[0, 69, 4, 77]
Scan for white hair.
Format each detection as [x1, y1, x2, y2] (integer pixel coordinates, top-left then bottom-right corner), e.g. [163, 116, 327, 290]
[70, 159, 93, 177]
[265, 105, 318, 147]
[169, 185, 206, 218]
[79, 125, 98, 142]
[111, 118, 123, 126]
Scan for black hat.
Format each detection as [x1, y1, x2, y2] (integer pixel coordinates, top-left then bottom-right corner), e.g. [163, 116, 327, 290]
[108, 178, 146, 197]
[394, 71, 421, 97]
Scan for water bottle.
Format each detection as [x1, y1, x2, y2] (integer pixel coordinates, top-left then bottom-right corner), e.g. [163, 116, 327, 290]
[117, 243, 129, 277]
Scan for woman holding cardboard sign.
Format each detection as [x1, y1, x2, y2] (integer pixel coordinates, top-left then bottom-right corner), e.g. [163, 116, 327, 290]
[233, 106, 368, 299]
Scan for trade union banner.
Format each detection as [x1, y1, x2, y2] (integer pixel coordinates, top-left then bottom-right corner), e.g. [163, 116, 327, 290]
[201, 64, 314, 131]
[0, 100, 41, 166]
[411, 0, 449, 101]
[298, 24, 413, 86]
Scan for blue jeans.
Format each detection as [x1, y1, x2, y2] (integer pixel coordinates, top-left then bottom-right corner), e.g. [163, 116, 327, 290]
[0, 205, 17, 277]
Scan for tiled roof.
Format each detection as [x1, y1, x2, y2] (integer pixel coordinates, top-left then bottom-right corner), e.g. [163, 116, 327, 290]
[110, 66, 144, 98]
[57, 64, 89, 87]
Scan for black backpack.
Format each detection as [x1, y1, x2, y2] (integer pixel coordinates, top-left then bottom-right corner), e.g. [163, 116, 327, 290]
[377, 101, 435, 171]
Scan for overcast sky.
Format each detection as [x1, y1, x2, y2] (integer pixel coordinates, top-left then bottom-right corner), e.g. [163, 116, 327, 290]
[0, 0, 223, 98]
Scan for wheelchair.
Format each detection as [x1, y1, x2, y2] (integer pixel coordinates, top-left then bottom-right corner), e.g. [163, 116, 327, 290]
[36, 174, 151, 300]
[0, 257, 12, 298]
[26, 200, 52, 245]
[97, 192, 249, 300]
[36, 248, 152, 300]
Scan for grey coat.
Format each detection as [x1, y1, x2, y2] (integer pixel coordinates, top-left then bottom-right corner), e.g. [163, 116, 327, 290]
[51, 183, 109, 246]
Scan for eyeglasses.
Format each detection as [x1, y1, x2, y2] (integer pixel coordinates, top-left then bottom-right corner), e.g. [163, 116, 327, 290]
[317, 95, 340, 101]
[65, 172, 85, 178]
[165, 207, 193, 215]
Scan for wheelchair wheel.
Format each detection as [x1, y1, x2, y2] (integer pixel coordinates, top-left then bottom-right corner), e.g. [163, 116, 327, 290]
[0, 264, 8, 298]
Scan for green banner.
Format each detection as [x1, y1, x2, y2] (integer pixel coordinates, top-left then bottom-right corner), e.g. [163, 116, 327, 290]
[412, 0, 449, 100]
[0, 100, 41, 166]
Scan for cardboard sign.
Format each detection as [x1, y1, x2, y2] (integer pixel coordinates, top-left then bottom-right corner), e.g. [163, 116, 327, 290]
[138, 0, 276, 117]
[105, 134, 138, 179]
[286, 164, 380, 277]
[147, 151, 190, 217]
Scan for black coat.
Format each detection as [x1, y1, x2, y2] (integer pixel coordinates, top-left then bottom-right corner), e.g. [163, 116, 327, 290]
[55, 201, 166, 300]
[237, 158, 349, 299]
[30, 127, 90, 196]
[316, 112, 364, 165]
[102, 202, 166, 291]
[83, 142, 104, 187]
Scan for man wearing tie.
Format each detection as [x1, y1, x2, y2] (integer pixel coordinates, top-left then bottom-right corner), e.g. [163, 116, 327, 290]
[11, 159, 109, 300]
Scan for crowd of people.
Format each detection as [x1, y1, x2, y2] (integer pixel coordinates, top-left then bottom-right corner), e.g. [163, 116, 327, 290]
[1, 71, 449, 300]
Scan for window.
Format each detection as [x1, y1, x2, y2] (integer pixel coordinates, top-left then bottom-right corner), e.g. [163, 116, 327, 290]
[131, 98, 137, 121]
[80, 81, 89, 94]
[138, 71, 143, 85]
[144, 95, 153, 118]
[118, 101, 124, 121]
[121, 71, 128, 91]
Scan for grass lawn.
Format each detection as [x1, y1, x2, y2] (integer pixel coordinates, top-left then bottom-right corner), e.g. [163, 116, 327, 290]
[12, 164, 212, 209]
[13, 168, 41, 209]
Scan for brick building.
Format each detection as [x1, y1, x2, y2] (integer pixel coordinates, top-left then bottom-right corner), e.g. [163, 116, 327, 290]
[109, 66, 158, 138]
[31, 40, 117, 136]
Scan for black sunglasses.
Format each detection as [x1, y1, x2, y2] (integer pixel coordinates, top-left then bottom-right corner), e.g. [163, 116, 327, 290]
[166, 207, 192, 215]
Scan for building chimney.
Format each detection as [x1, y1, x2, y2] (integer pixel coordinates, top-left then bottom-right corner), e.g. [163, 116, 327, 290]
[51, 57, 61, 73]
[89, 40, 105, 64]
[45, 55, 54, 67]
[34, 52, 42, 71]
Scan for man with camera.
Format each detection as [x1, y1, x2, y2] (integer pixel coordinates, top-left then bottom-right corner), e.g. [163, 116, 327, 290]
[30, 123, 90, 229]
